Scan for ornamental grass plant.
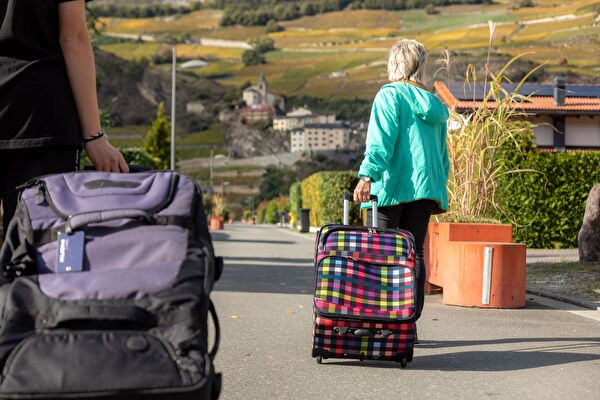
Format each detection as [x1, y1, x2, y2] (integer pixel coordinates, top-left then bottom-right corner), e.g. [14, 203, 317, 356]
[438, 21, 541, 222]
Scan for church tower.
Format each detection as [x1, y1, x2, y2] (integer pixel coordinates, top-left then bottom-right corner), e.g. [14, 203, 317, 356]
[257, 73, 267, 104]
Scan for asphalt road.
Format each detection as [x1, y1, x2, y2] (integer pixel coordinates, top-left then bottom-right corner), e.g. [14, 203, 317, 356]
[211, 224, 600, 400]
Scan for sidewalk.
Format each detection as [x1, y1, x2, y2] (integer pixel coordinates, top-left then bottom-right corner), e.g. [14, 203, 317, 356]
[211, 224, 600, 400]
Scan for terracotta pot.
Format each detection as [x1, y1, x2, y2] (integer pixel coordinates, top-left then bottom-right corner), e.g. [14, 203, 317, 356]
[442, 241, 526, 308]
[228, 218, 234, 224]
[210, 217, 224, 231]
[424, 222, 513, 288]
[241, 219, 247, 224]
[423, 222, 526, 308]
[249, 217, 256, 225]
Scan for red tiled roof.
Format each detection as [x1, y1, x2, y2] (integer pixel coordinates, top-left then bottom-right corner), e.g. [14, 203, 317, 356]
[434, 81, 600, 114]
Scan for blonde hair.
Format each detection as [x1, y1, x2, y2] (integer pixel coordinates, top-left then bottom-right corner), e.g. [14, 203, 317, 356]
[387, 39, 427, 82]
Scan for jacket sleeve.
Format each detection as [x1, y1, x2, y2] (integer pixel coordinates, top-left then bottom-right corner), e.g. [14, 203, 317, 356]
[358, 87, 401, 182]
[441, 121, 450, 180]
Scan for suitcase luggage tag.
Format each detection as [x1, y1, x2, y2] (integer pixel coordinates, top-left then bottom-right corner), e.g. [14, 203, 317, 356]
[55, 231, 85, 273]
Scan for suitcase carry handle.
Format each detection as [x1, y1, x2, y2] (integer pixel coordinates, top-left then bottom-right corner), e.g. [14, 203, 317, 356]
[66, 209, 153, 233]
[334, 326, 391, 338]
[343, 193, 378, 227]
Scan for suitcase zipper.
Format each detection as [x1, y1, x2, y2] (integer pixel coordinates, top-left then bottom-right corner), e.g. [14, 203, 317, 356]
[318, 226, 415, 253]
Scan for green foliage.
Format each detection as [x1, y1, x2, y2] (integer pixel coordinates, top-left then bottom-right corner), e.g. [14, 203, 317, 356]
[265, 199, 279, 223]
[119, 147, 155, 168]
[217, 0, 488, 26]
[253, 36, 276, 53]
[259, 166, 297, 201]
[265, 20, 285, 33]
[289, 182, 302, 218]
[300, 171, 359, 227]
[242, 49, 266, 66]
[496, 146, 600, 249]
[90, 3, 203, 18]
[143, 102, 172, 170]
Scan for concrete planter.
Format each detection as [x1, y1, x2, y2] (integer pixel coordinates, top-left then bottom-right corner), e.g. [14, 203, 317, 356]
[424, 222, 526, 308]
[210, 217, 225, 231]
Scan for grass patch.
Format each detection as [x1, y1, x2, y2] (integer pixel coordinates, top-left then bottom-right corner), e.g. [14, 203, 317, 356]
[527, 261, 600, 302]
[100, 42, 162, 60]
[176, 146, 227, 160]
[179, 123, 227, 146]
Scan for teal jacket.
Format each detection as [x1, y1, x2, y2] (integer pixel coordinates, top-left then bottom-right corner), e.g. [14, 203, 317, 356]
[358, 82, 450, 213]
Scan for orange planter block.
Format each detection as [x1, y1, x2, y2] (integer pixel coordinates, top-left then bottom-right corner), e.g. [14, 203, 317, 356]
[424, 222, 513, 288]
[210, 217, 224, 231]
[442, 242, 526, 308]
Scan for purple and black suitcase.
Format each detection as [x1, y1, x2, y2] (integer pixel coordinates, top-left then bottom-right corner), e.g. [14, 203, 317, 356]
[311, 194, 417, 367]
[0, 171, 222, 399]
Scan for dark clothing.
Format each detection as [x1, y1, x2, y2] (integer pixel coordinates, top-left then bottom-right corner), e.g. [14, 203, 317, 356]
[0, 0, 88, 149]
[0, 146, 79, 237]
[366, 199, 436, 320]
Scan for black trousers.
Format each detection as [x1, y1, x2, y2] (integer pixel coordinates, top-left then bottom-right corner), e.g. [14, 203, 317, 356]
[366, 200, 436, 321]
[0, 146, 79, 238]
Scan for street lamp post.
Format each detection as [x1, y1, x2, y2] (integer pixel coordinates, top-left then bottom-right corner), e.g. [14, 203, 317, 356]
[171, 46, 176, 171]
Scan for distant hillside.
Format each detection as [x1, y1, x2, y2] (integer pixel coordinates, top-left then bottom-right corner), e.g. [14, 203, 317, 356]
[95, 49, 226, 131]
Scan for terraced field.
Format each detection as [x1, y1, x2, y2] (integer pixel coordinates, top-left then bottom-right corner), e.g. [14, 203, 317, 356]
[98, 0, 600, 101]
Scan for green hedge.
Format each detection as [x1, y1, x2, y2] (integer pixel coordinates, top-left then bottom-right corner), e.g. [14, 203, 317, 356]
[299, 171, 360, 227]
[497, 146, 600, 248]
[289, 182, 302, 218]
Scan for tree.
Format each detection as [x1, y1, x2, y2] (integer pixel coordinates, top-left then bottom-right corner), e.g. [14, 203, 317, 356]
[143, 102, 171, 169]
[242, 49, 265, 66]
[265, 19, 284, 33]
[253, 36, 275, 53]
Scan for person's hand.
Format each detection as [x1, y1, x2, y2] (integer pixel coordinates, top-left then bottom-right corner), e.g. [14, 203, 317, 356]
[84, 137, 129, 172]
[353, 179, 371, 203]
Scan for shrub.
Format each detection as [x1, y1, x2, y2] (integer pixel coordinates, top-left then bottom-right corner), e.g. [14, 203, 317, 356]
[256, 200, 269, 224]
[265, 199, 278, 224]
[289, 182, 302, 218]
[265, 20, 284, 33]
[497, 146, 600, 248]
[143, 102, 171, 170]
[242, 49, 265, 66]
[300, 171, 360, 227]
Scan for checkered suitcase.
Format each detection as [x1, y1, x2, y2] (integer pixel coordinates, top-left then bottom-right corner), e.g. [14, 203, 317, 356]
[311, 194, 417, 367]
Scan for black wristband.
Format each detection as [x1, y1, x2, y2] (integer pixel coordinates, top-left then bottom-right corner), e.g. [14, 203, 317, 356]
[82, 130, 107, 144]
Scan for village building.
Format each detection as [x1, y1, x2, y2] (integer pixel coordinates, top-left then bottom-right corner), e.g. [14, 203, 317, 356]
[290, 122, 351, 153]
[241, 73, 284, 123]
[273, 107, 336, 132]
[435, 79, 600, 151]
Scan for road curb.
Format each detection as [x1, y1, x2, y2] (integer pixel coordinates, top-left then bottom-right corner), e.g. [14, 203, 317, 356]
[526, 288, 600, 311]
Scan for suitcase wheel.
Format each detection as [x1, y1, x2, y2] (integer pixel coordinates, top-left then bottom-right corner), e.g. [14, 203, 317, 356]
[316, 356, 323, 364]
[399, 358, 408, 368]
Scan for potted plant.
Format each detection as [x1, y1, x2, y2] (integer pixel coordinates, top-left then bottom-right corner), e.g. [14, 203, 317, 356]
[210, 193, 225, 231]
[426, 25, 537, 307]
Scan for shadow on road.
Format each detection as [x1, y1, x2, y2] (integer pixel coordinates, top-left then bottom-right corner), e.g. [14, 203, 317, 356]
[214, 262, 314, 294]
[322, 337, 600, 371]
[224, 256, 313, 264]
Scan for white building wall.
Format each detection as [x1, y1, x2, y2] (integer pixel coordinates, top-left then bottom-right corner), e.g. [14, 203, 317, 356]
[565, 116, 600, 147]
[532, 116, 554, 147]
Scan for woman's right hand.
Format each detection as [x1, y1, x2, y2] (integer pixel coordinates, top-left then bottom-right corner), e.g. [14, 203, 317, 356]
[353, 179, 371, 203]
[84, 137, 129, 172]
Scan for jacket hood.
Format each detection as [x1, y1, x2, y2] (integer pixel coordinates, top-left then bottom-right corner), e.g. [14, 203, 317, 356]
[387, 82, 449, 125]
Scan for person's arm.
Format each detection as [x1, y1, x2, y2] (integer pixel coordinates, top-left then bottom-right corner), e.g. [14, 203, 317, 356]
[354, 87, 401, 202]
[58, 1, 128, 172]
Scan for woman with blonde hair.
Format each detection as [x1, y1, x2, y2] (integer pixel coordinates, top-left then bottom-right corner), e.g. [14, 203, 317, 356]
[353, 39, 450, 321]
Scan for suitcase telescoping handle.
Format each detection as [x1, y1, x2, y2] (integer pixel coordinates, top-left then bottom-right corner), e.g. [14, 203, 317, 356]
[343, 193, 378, 227]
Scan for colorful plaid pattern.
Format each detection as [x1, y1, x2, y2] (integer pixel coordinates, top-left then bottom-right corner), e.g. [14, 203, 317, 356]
[312, 316, 415, 361]
[314, 255, 415, 320]
[322, 230, 413, 259]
